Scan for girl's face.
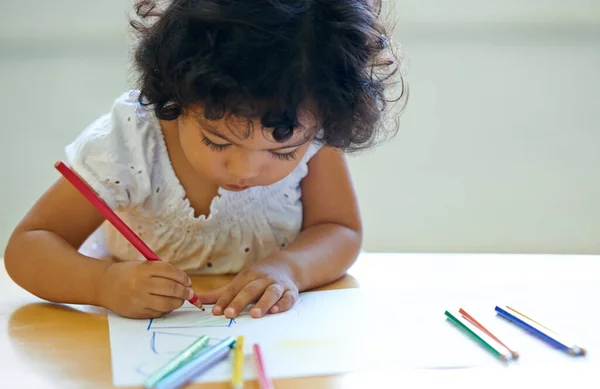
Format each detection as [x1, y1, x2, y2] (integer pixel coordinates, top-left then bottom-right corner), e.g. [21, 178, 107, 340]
[177, 108, 318, 191]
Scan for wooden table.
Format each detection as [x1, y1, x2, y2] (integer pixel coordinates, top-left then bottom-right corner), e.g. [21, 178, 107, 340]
[2, 253, 600, 388]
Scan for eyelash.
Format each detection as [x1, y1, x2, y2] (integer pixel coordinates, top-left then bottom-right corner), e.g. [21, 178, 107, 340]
[201, 136, 299, 161]
[201, 136, 229, 152]
[269, 150, 298, 161]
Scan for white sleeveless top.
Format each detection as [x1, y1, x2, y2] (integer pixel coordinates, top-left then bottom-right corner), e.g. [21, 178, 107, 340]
[65, 90, 322, 273]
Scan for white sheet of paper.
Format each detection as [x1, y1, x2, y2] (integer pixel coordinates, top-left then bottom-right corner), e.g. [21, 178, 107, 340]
[108, 283, 599, 386]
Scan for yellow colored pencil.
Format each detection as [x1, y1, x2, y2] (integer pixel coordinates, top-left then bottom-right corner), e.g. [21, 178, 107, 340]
[232, 336, 245, 389]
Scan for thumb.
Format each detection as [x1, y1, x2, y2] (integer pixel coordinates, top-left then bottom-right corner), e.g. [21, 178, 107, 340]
[196, 284, 230, 304]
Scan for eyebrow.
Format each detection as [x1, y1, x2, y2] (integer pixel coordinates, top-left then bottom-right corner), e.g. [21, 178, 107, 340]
[202, 126, 313, 151]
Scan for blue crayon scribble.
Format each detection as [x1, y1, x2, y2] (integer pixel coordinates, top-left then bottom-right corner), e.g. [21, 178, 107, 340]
[152, 331, 201, 338]
[150, 332, 157, 354]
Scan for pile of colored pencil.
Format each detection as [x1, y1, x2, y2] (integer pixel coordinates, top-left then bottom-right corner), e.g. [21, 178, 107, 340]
[445, 308, 519, 362]
[144, 335, 273, 389]
[445, 305, 586, 361]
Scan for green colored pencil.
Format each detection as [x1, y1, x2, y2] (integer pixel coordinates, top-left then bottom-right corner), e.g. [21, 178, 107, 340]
[144, 335, 211, 388]
[445, 310, 510, 362]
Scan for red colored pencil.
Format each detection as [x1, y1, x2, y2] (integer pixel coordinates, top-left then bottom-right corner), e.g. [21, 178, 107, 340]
[252, 343, 274, 389]
[55, 161, 204, 310]
[459, 307, 518, 359]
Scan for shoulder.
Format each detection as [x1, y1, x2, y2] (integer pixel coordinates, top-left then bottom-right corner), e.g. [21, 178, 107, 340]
[303, 140, 324, 163]
[66, 90, 158, 158]
[64, 90, 160, 209]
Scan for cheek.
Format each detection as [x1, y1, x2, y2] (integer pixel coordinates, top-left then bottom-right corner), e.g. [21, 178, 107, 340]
[194, 152, 224, 178]
[179, 132, 223, 176]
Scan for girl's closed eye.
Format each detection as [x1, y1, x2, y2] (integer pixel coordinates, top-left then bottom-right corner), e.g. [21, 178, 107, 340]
[269, 149, 299, 161]
[202, 134, 300, 161]
[201, 136, 230, 151]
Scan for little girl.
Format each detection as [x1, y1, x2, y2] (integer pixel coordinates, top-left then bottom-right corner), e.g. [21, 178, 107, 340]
[5, 0, 403, 319]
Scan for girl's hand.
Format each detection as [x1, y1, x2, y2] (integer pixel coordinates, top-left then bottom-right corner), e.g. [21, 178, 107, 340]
[199, 260, 299, 319]
[97, 261, 195, 319]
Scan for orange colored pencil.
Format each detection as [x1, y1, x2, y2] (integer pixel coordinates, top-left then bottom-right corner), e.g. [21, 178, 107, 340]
[459, 308, 519, 359]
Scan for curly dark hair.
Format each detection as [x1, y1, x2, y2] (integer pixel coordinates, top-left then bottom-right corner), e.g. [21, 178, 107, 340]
[130, 0, 405, 151]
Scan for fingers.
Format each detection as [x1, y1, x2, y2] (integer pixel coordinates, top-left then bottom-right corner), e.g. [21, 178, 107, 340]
[212, 283, 242, 316]
[141, 307, 168, 319]
[146, 262, 192, 287]
[146, 295, 185, 313]
[250, 284, 284, 318]
[217, 279, 267, 318]
[269, 290, 297, 314]
[148, 277, 194, 300]
[123, 308, 167, 320]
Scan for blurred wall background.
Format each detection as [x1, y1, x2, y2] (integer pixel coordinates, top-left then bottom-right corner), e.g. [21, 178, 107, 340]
[1, 0, 599, 254]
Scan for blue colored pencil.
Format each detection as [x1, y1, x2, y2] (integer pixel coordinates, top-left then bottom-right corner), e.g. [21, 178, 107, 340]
[495, 306, 585, 356]
[153, 336, 236, 389]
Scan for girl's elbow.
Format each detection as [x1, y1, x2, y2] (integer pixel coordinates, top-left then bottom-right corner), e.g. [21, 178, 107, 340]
[4, 228, 29, 282]
[347, 219, 363, 247]
[339, 223, 362, 254]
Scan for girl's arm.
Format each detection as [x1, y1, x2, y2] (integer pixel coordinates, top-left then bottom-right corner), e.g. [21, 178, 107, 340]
[4, 177, 194, 318]
[280, 146, 362, 291]
[5, 177, 111, 305]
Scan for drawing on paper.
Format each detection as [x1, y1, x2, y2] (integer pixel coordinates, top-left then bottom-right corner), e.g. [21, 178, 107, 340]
[133, 307, 239, 377]
[147, 308, 235, 331]
[146, 308, 235, 354]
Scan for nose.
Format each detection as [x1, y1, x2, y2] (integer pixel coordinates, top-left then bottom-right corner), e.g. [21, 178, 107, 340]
[226, 148, 262, 183]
